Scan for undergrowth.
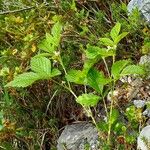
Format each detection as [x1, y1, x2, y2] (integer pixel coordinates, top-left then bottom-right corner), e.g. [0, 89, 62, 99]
[0, 0, 150, 149]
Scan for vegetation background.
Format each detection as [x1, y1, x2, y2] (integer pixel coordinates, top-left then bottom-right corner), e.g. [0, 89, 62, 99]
[0, 0, 150, 149]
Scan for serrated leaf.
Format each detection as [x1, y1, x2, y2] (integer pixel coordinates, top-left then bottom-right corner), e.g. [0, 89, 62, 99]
[51, 22, 62, 38]
[121, 65, 145, 76]
[38, 22, 62, 54]
[100, 38, 114, 46]
[31, 57, 51, 77]
[86, 45, 115, 59]
[5, 72, 40, 87]
[65, 70, 86, 84]
[83, 58, 100, 74]
[111, 60, 130, 80]
[87, 68, 111, 93]
[50, 68, 61, 77]
[33, 53, 51, 58]
[109, 109, 119, 124]
[114, 32, 128, 44]
[76, 93, 101, 107]
[110, 22, 121, 41]
[38, 33, 55, 54]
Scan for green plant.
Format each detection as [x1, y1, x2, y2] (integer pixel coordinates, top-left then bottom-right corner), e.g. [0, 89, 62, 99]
[5, 20, 146, 148]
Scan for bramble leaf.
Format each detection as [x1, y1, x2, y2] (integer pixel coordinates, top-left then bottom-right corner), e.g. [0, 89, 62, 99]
[76, 93, 101, 107]
[65, 70, 87, 84]
[31, 56, 51, 76]
[110, 22, 121, 41]
[38, 22, 62, 54]
[111, 60, 130, 80]
[114, 32, 128, 44]
[87, 68, 111, 93]
[50, 68, 61, 77]
[5, 72, 40, 87]
[121, 65, 145, 76]
[86, 45, 115, 59]
[100, 38, 114, 46]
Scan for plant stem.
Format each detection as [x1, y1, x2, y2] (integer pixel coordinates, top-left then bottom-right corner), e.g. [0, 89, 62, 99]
[84, 107, 99, 129]
[107, 82, 115, 145]
[58, 56, 72, 90]
[102, 96, 108, 118]
[52, 79, 77, 98]
[102, 57, 110, 77]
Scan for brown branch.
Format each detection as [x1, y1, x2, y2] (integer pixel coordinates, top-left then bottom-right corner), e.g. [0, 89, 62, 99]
[0, 6, 35, 15]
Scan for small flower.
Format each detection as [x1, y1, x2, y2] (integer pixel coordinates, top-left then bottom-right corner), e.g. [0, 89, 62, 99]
[54, 51, 60, 57]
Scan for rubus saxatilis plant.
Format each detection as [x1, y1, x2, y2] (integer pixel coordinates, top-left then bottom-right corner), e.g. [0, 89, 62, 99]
[5, 22, 145, 147]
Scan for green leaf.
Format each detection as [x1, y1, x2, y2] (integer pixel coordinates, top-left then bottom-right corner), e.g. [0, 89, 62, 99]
[76, 93, 100, 107]
[51, 22, 62, 46]
[100, 38, 114, 46]
[111, 60, 130, 80]
[31, 56, 51, 77]
[65, 70, 87, 84]
[114, 32, 128, 44]
[38, 33, 55, 54]
[87, 68, 111, 93]
[110, 22, 121, 41]
[109, 109, 119, 125]
[51, 22, 62, 37]
[33, 53, 51, 58]
[83, 58, 100, 74]
[121, 65, 145, 76]
[5, 72, 40, 87]
[50, 68, 61, 77]
[38, 22, 62, 54]
[86, 45, 115, 59]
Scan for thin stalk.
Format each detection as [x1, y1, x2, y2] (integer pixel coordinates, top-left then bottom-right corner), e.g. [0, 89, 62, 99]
[84, 85, 87, 93]
[84, 107, 99, 129]
[102, 96, 108, 118]
[52, 79, 77, 98]
[102, 57, 110, 77]
[107, 82, 115, 145]
[58, 56, 72, 90]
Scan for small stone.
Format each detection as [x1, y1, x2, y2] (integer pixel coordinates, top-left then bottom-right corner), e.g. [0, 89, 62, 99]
[137, 125, 150, 150]
[139, 55, 150, 65]
[143, 109, 150, 117]
[133, 100, 146, 108]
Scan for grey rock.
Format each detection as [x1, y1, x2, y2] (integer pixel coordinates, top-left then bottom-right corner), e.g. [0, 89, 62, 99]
[143, 109, 150, 117]
[137, 125, 150, 150]
[57, 123, 99, 150]
[127, 0, 150, 22]
[133, 100, 146, 108]
[139, 54, 150, 65]
[139, 54, 150, 79]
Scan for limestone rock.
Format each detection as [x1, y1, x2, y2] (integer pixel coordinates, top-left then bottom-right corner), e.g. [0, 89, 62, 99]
[133, 100, 146, 108]
[128, 0, 150, 22]
[137, 125, 150, 150]
[57, 123, 99, 150]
